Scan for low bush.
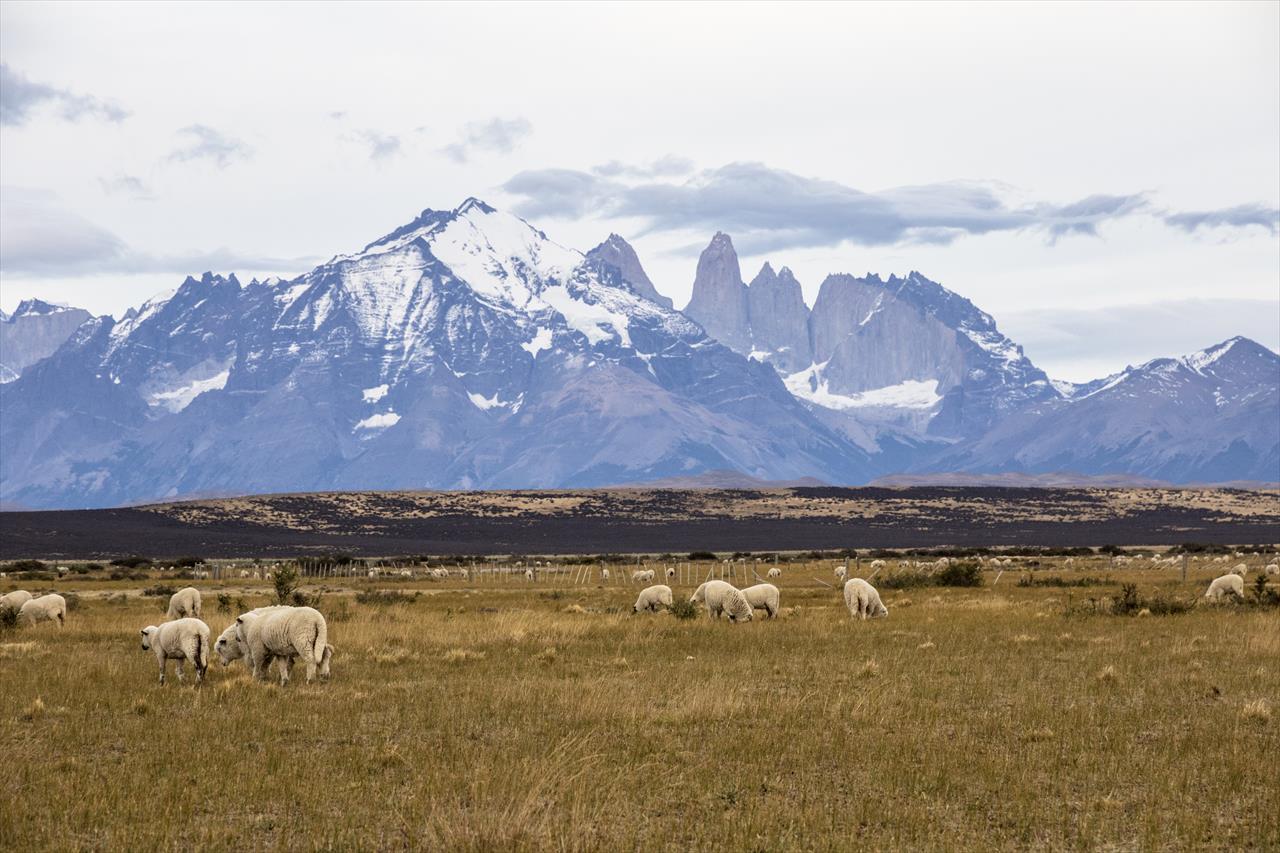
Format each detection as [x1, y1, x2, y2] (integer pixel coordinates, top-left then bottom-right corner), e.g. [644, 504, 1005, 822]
[935, 561, 983, 587]
[1018, 575, 1109, 588]
[668, 599, 698, 620]
[142, 585, 175, 598]
[688, 551, 717, 562]
[355, 589, 418, 606]
[110, 556, 152, 569]
[5, 559, 45, 572]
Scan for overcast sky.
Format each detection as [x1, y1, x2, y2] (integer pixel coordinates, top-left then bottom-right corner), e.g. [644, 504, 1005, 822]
[1, 1, 1277, 381]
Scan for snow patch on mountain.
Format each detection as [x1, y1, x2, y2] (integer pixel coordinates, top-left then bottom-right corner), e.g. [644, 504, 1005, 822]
[362, 384, 389, 403]
[354, 411, 400, 431]
[147, 370, 230, 413]
[521, 327, 553, 357]
[786, 363, 942, 411]
[540, 286, 631, 346]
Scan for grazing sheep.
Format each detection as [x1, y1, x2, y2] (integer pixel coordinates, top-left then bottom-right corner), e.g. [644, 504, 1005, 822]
[843, 579, 888, 620]
[834, 566, 847, 581]
[869, 560, 885, 570]
[601, 568, 610, 581]
[1205, 574, 1245, 601]
[631, 569, 655, 583]
[432, 568, 449, 580]
[665, 567, 676, 580]
[19, 594, 66, 627]
[1231, 563, 1248, 576]
[166, 586, 202, 620]
[1265, 564, 1279, 576]
[740, 583, 780, 618]
[367, 569, 378, 579]
[524, 569, 535, 582]
[239, 570, 251, 578]
[633, 584, 674, 613]
[767, 567, 782, 579]
[236, 606, 331, 685]
[0, 589, 33, 615]
[690, 580, 753, 622]
[215, 605, 293, 667]
[140, 618, 210, 684]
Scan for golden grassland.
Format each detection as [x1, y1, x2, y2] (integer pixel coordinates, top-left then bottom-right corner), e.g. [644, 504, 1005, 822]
[1, 563, 1277, 851]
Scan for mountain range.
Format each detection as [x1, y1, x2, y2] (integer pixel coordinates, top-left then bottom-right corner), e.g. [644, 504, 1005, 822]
[1, 198, 1276, 508]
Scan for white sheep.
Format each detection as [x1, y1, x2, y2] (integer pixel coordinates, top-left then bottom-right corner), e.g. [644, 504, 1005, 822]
[767, 567, 781, 579]
[524, 569, 535, 582]
[1231, 563, 1248, 577]
[1204, 574, 1245, 601]
[19, 594, 66, 627]
[740, 583, 780, 618]
[631, 569, 655, 583]
[214, 605, 293, 667]
[601, 568, 610, 581]
[843, 578, 888, 620]
[432, 568, 449, 580]
[633, 585, 674, 613]
[665, 567, 676, 580]
[869, 560, 885, 570]
[0, 589, 33, 615]
[239, 570, 250, 578]
[690, 580, 753, 622]
[236, 606, 331, 685]
[367, 569, 377, 579]
[166, 586, 202, 620]
[140, 618, 210, 684]
[834, 566, 847, 581]
[1265, 564, 1279, 576]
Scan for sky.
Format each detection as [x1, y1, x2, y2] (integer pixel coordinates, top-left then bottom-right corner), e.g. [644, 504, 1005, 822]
[1, 1, 1277, 382]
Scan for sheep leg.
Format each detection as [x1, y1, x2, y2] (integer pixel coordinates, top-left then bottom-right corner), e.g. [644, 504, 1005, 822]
[158, 656, 167, 685]
[175, 657, 186, 684]
[278, 655, 293, 686]
[303, 652, 317, 684]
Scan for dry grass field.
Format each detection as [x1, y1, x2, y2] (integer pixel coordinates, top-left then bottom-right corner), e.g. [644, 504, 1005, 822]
[1, 560, 1277, 851]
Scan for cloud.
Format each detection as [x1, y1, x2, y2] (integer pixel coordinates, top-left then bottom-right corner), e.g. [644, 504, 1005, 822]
[0, 187, 315, 277]
[1164, 204, 1279, 235]
[349, 129, 402, 161]
[167, 124, 252, 168]
[1002, 298, 1280, 382]
[591, 155, 695, 179]
[441, 116, 532, 163]
[0, 62, 129, 126]
[98, 174, 154, 201]
[503, 162, 1154, 253]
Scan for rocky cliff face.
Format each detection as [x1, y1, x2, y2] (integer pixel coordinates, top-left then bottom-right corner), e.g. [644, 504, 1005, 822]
[0, 299, 93, 383]
[683, 232, 752, 352]
[744, 263, 812, 373]
[585, 234, 673, 308]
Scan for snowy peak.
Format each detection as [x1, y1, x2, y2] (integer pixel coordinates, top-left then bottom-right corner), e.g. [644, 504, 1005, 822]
[0, 299, 94, 383]
[11, 298, 77, 319]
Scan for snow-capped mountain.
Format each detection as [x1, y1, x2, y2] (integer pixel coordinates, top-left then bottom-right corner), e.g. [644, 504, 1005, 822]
[0, 299, 93, 384]
[933, 337, 1280, 482]
[681, 233, 1059, 443]
[0, 199, 872, 508]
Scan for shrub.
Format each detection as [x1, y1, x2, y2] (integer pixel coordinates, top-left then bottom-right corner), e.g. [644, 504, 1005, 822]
[290, 589, 321, 608]
[668, 598, 698, 620]
[688, 551, 717, 562]
[142, 584, 176, 598]
[109, 569, 148, 581]
[14, 571, 54, 582]
[878, 571, 934, 590]
[5, 559, 45, 572]
[356, 589, 418, 606]
[170, 556, 204, 568]
[1018, 575, 1109, 588]
[935, 561, 983, 587]
[273, 565, 300, 605]
[110, 556, 152, 569]
[0, 606, 18, 634]
[62, 592, 82, 612]
[216, 593, 232, 614]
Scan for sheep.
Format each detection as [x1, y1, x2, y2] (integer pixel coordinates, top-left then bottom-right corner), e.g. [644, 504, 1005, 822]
[633, 584, 673, 613]
[431, 568, 449, 580]
[399, 569, 413, 579]
[1231, 563, 1248, 577]
[740, 583, 780, 618]
[665, 567, 676, 580]
[140, 618, 210, 685]
[166, 586, 202, 620]
[19, 594, 66, 627]
[1266, 564, 1279, 576]
[524, 569, 535, 582]
[239, 570, 251, 578]
[367, 569, 378, 579]
[214, 605, 293, 667]
[869, 560, 885, 570]
[834, 566, 847, 581]
[601, 568, 610, 581]
[767, 567, 782, 579]
[1204, 574, 1245, 602]
[631, 569, 654, 583]
[843, 578, 888, 620]
[690, 580, 753, 622]
[0, 589, 33, 615]
[236, 606, 331, 685]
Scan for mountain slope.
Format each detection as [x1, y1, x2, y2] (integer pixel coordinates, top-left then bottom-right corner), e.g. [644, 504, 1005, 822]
[935, 337, 1280, 482]
[0, 199, 873, 508]
[585, 234, 673, 308]
[0, 299, 93, 383]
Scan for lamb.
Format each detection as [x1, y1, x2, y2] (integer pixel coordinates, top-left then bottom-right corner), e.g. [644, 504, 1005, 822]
[690, 580, 753, 622]
[166, 586, 202, 620]
[1204, 574, 1245, 601]
[633, 584, 674, 613]
[236, 606, 331, 685]
[843, 578, 888, 620]
[0, 589, 32, 615]
[140, 618, 210, 684]
[767, 567, 782, 579]
[19, 594, 66, 627]
[834, 566, 847, 581]
[740, 583, 780, 618]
